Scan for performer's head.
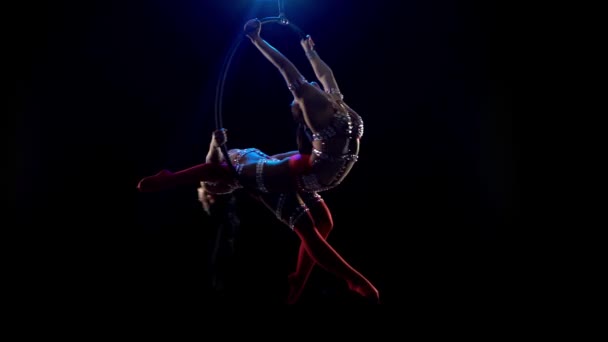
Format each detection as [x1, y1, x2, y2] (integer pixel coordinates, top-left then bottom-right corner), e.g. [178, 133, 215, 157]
[201, 180, 239, 195]
[200, 148, 243, 195]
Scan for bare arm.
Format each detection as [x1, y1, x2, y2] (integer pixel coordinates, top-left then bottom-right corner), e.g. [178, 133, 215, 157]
[244, 19, 334, 131]
[301, 36, 342, 100]
[244, 19, 307, 96]
[205, 144, 222, 164]
[205, 129, 227, 164]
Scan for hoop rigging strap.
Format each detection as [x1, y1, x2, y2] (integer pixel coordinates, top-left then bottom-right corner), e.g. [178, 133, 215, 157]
[213, 11, 307, 179]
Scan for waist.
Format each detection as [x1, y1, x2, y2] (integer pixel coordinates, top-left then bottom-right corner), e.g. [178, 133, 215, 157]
[312, 149, 359, 163]
[312, 137, 359, 157]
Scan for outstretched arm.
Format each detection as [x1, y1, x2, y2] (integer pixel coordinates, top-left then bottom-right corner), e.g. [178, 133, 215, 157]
[244, 19, 335, 131]
[300, 35, 343, 100]
[244, 19, 307, 96]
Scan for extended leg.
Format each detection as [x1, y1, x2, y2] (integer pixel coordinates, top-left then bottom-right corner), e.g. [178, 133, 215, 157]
[137, 163, 233, 192]
[287, 195, 333, 304]
[291, 211, 379, 303]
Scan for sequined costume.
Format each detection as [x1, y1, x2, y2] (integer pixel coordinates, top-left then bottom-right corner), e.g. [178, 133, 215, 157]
[288, 77, 364, 193]
[225, 148, 324, 229]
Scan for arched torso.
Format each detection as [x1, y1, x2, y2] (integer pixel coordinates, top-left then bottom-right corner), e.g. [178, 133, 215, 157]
[228, 148, 324, 229]
[229, 148, 272, 173]
[299, 99, 364, 192]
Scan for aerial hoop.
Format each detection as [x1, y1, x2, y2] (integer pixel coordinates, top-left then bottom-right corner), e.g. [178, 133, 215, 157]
[214, 0, 307, 176]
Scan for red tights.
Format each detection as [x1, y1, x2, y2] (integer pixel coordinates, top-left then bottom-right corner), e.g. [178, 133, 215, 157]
[137, 163, 233, 192]
[137, 161, 379, 303]
[289, 207, 379, 304]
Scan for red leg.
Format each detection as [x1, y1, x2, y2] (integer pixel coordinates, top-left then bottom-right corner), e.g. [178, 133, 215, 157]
[287, 200, 333, 304]
[137, 163, 233, 192]
[290, 211, 379, 303]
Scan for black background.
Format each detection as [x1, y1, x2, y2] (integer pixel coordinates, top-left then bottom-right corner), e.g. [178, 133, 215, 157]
[13, 0, 517, 304]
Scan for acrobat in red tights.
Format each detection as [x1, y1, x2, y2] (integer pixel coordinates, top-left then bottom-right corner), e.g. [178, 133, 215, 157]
[137, 149, 379, 303]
